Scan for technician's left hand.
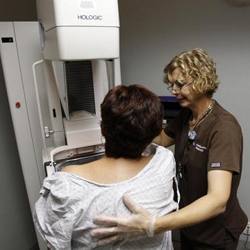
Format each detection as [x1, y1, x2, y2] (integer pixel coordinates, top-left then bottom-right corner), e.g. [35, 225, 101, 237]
[90, 194, 155, 246]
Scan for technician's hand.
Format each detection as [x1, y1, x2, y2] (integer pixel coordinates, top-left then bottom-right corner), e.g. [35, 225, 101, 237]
[90, 194, 155, 246]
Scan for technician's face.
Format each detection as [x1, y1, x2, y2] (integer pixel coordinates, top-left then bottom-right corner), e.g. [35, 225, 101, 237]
[167, 68, 198, 108]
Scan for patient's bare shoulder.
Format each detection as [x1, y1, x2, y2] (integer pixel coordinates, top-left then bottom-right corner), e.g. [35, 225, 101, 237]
[61, 159, 101, 176]
[62, 162, 92, 174]
[62, 164, 79, 173]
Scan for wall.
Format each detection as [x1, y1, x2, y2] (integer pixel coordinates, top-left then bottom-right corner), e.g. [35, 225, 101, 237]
[0, 1, 38, 249]
[119, 0, 250, 218]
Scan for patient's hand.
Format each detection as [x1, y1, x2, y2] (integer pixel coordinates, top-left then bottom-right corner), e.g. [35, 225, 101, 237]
[91, 194, 155, 246]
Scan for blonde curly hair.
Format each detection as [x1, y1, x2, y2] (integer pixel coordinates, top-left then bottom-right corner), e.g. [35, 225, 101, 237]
[164, 48, 219, 97]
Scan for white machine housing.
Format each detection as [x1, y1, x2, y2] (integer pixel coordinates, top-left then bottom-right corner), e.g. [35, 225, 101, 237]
[33, 0, 121, 152]
[36, 0, 120, 60]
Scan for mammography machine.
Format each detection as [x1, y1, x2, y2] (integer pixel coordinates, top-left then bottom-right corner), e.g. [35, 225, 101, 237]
[0, 0, 120, 249]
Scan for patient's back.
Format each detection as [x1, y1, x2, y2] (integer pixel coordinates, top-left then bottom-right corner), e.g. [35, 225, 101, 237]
[34, 145, 178, 250]
[63, 151, 153, 185]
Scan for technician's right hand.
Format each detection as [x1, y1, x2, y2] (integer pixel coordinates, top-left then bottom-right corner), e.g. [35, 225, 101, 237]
[90, 194, 155, 246]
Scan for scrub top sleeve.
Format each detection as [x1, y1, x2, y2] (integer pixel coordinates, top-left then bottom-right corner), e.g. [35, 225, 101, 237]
[207, 120, 242, 174]
[34, 174, 81, 250]
[164, 111, 181, 139]
[164, 119, 177, 138]
[164, 108, 188, 139]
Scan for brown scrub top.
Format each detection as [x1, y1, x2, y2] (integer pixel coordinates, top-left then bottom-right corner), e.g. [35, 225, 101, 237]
[164, 101, 248, 248]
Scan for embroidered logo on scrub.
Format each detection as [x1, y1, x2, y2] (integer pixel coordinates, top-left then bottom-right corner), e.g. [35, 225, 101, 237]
[211, 162, 221, 168]
[193, 143, 207, 152]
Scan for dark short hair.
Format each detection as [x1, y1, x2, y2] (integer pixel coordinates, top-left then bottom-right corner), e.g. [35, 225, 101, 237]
[101, 84, 163, 158]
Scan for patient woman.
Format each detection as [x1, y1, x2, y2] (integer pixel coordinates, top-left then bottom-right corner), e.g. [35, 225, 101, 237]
[34, 84, 178, 249]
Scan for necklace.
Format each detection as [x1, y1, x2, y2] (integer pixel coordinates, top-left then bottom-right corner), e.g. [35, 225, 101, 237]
[188, 100, 214, 141]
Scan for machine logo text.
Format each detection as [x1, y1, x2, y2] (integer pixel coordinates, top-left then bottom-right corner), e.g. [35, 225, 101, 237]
[77, 14, 103, 21]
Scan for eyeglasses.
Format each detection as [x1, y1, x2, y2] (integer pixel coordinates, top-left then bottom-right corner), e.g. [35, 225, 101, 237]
[167, 80, 192, 92]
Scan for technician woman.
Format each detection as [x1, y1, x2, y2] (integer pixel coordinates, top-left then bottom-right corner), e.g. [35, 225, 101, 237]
[91, 48, 248, 249]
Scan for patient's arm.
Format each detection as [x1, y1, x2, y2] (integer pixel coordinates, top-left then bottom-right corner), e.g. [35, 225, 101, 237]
[34, 175, 78, 249]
